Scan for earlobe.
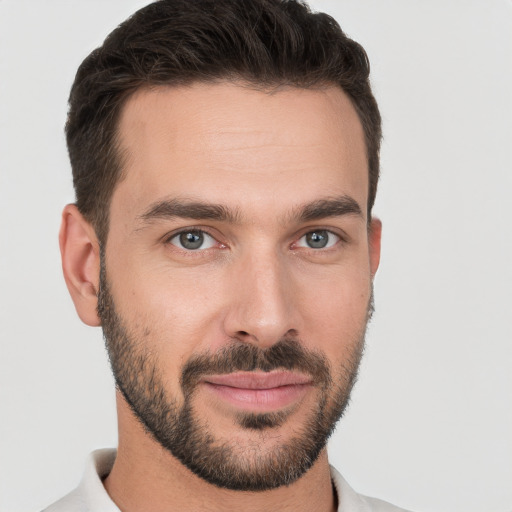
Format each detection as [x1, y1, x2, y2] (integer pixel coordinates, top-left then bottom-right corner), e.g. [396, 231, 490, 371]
[369, 217, 382, 278]
[59, 204, 101, 326]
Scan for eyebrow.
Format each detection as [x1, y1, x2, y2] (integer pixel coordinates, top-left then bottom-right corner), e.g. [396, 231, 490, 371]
[136, 194, 363, 227]
[296, 196, 363, 222]
[138, 198, 241, 224]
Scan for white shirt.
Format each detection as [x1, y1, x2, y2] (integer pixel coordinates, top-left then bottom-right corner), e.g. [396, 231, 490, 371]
[43, 449, 411, 512]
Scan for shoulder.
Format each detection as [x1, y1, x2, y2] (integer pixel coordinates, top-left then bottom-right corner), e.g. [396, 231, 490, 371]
[42, 449, 118, 512]
[330, 466, 413, 512]
[42, 487, 88, 512]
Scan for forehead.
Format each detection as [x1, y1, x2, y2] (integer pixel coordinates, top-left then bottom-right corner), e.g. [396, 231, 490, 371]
[113, 82, 368, 222]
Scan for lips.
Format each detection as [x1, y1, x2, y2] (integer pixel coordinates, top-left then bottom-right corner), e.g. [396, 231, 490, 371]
[201, 371, 313, 411]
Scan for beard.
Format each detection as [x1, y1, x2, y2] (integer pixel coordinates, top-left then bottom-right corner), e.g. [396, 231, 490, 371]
[97, 263, 372, 491]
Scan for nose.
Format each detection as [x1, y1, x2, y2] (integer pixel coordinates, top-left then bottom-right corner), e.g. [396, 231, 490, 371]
[222, 249, 300, 348]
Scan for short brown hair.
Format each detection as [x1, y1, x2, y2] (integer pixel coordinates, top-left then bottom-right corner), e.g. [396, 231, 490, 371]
[66, 0, 382, 244]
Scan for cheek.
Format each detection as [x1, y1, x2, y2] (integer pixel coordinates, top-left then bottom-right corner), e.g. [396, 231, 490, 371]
[297, 264, 372, 359]
[107, 259, 229, 362]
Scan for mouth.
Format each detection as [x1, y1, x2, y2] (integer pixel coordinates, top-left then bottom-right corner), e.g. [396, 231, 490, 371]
[201, 371, 313, 412]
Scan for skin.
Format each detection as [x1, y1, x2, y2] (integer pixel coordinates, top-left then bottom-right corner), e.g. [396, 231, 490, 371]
[60, 82, 381, 512]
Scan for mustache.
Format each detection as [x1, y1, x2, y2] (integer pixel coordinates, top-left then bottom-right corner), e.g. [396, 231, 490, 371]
[180, 338, 332, 395]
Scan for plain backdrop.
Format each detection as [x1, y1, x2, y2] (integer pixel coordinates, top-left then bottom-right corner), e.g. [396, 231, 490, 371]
[0, 1, 511, 511]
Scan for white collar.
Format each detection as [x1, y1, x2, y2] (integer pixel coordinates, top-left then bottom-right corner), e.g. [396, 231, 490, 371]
[44, 448, 409, 512]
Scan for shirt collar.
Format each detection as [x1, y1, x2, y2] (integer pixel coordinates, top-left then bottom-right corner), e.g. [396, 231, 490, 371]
[64, 448, 392, 512]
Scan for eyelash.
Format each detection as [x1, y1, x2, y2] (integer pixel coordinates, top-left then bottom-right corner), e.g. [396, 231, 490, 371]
[164, 227, 344, 253]
[293, 229, 341, 250]
[166, 229, 220, 251]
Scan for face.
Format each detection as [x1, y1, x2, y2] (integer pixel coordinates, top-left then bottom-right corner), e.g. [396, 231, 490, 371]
[99, 82, 380, 490]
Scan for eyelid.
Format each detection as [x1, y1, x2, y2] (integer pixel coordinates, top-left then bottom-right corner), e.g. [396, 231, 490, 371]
[163, 227, 223, 251]
[292, 227, 346, 250]
[160, 225, 347, 252]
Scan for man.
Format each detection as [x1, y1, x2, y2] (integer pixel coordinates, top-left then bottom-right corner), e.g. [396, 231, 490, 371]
[46, 0, 408, 510]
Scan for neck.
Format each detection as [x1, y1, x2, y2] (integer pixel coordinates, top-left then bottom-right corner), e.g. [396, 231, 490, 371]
[104, 394, 337, 512]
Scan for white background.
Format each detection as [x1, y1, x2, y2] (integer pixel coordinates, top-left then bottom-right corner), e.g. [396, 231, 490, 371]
[0, 1, 511, 511]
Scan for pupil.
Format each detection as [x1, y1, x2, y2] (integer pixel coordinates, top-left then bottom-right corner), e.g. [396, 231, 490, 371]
[180, 231, 203, 250]
[306, 231, 328, 248]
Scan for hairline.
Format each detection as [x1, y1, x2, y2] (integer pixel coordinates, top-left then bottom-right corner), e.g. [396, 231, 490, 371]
[91, 77, 373, 247]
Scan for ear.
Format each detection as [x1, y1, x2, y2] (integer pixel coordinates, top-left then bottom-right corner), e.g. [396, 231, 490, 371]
[59, 204, 101, 326]
[368, 217, 382, 278]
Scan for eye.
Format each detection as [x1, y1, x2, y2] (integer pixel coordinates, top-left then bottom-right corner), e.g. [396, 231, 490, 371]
[168, 230, 217, 251]
[296, 230, 339, 249]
